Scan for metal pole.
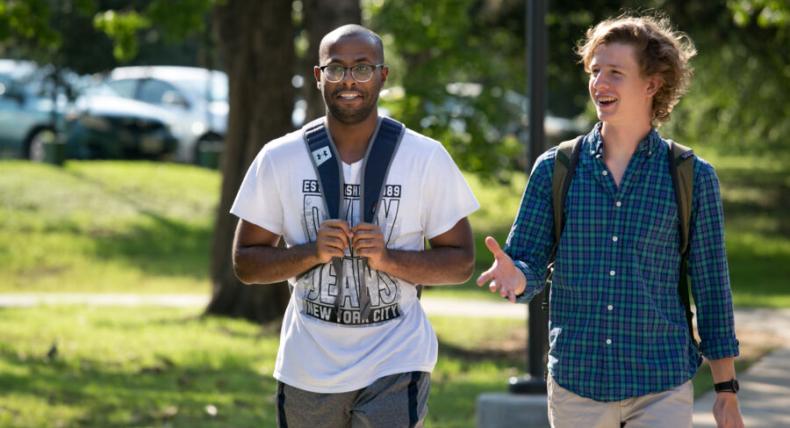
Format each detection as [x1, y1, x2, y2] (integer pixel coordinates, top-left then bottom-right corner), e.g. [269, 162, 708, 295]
[509, 0, 549, 395]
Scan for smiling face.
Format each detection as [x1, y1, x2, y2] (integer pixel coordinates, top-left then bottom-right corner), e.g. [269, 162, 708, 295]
[314, 33, 388, 125]
[588, 42, 660, 129]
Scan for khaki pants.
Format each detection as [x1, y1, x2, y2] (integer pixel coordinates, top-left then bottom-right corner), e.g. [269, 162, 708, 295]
[547, 375, 693, 428]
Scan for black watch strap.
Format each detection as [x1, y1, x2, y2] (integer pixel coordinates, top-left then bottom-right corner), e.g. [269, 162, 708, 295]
[714, 379, 739, 393]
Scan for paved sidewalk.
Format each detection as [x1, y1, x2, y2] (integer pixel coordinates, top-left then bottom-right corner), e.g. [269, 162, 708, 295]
[0, 292, 210, 307]
[692, 307, 790, 427]
[0, 293, 529, 318]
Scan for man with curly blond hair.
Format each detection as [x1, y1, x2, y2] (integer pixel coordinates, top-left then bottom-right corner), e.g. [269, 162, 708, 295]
[478, 14, 743, 428]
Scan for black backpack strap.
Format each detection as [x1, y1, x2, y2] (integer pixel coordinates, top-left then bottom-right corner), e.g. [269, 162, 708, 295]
[542, 136, 583, 311]
[552, 137, 583, 248]
[303, 118, 347, 322]
[668, 140, 697, 345]
[668, 140, 694, 255]
[361, 117, 405, 223]
[303, 118, 344, 220]
[303, 117, 407, 320]
[359, 117, 406, 308]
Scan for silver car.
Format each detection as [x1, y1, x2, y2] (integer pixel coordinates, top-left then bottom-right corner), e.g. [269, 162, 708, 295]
[0, 60, 71, 160]
[106, 66, 228, 163]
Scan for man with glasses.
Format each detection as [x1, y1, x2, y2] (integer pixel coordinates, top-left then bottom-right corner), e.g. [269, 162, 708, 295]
[230, 24, 478, 427]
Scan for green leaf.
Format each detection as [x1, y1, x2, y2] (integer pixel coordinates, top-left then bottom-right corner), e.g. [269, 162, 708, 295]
[93, 10, 151, 62]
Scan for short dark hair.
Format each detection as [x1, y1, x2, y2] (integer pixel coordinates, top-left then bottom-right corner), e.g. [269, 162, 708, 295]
[319, 24, 385, 64]
[576, 14, 697, 126]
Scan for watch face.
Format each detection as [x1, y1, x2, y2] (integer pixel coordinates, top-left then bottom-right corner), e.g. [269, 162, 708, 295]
[715, 379, 739, 393]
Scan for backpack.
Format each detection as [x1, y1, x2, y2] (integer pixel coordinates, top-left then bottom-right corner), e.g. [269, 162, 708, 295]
[546, 136, 698, 344]
[302, 116, 407, 321]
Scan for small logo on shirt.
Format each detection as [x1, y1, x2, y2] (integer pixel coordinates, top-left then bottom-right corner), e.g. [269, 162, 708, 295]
[312, 146, 332, 167]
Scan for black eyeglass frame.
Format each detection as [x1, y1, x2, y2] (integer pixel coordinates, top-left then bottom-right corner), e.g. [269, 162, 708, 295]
[318, 63, 385, 83]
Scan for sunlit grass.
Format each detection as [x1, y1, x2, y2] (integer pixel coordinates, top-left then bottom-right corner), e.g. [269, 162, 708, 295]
[1, 156, 788, 307]
[0, 161, 218, 294]
[0, 306, 775, 427]
[0, 306, 526, 428]
[0, 306, 276, 428]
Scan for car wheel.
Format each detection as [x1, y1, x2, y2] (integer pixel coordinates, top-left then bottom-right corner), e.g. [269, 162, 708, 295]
[194, 135, 224, 168]
[28, 129, 56, 162]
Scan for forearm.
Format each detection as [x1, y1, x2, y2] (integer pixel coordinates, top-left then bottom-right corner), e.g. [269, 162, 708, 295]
[376, 246, 474, 285]
[709, 357, 737, 383]
[233, 242, 321, 285]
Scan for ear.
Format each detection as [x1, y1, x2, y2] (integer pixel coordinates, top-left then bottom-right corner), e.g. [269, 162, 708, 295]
[646, 75, 662, 98]
[380, 66, 389, 84]
[313, 66, 322, 89]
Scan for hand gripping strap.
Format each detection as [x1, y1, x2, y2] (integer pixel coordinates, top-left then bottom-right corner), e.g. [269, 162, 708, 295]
[357, 117, 405, 319]
[302, 117, 405, 322]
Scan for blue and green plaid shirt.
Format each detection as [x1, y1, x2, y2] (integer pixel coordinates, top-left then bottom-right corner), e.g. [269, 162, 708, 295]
[508, 124, 739, 401]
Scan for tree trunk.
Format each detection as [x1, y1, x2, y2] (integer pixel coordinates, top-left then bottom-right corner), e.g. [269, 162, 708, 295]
[302, 0, 361, 122]
[205, 0, 294, 323]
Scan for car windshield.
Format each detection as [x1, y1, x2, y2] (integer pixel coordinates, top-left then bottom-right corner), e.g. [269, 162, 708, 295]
[81, 82, 121, 97]
[175, 75, 228, 102]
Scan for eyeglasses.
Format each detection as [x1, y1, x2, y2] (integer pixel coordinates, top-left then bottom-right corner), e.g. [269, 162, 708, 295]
[318, 63, 384, 83]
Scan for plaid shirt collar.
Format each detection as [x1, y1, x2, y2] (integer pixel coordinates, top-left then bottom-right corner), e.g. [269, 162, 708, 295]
[588, 122, 662, 159]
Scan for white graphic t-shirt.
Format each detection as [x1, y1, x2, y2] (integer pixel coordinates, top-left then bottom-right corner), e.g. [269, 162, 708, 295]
[231, 119, 479, 393]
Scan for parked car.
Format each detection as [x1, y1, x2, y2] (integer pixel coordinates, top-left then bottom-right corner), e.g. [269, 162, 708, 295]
[106, 66, 228, 163]
[64, 82, 178, 160]
[0, 60, 70, 160]
[0, 59, 180, 162]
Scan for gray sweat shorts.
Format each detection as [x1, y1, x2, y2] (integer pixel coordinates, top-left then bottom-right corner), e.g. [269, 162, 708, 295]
[277, 371, 430, 428]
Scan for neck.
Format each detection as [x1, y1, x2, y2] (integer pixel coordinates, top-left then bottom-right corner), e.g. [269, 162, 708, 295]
[326, 112, 379, 164]
[600, 120, 652, 158]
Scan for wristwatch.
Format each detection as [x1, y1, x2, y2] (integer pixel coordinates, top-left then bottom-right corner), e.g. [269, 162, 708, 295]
[714, 379, 739, 394]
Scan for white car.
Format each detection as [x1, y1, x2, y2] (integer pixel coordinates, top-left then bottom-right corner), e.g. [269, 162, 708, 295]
[106, 66, 228, 163]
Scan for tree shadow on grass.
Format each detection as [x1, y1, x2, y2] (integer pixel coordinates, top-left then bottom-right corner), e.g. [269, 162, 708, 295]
[63, 168, 215, 280]
[431, 342, 524, 428]
[0, 350, 276, 428]
[718, 169, 790, 235]
[438, 341, 524, 367]
[717, 168, 790, 303]
[424, 226, 513, 299]
[91, 217, 213, 280]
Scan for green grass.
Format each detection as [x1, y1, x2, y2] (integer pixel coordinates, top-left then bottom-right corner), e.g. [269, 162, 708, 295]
[0, 306, 773, 427]
[425, 171, 528, 301]
[2, 156, 789, 306]
[0, 306, 277, 427]
[695, 147, 790, 307]
[433, 147, 790, 305]
[0, 306, 526, 428]
[0, 156, 783, 426]
[0, 161, 218, 294]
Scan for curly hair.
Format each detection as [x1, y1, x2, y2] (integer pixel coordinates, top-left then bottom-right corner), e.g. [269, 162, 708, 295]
[576, 14, 697, 126]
